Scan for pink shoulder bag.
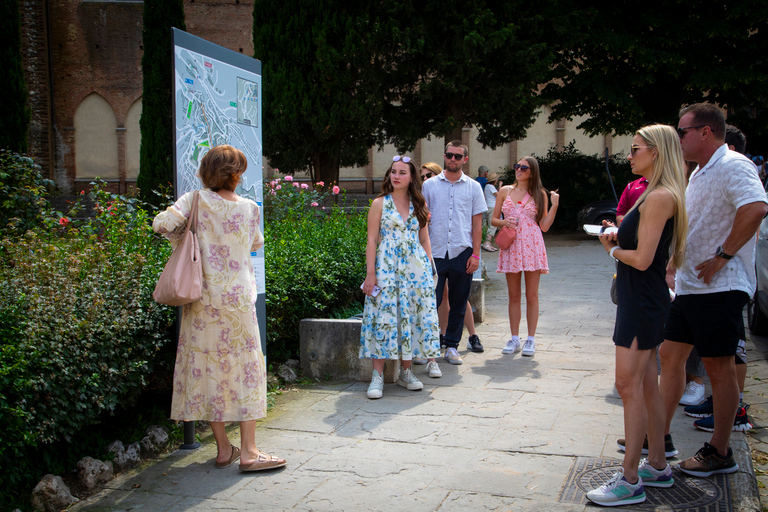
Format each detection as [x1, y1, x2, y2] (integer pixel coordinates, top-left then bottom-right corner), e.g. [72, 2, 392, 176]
[495, 192, 531, 251]
[153, 191, 203, 306]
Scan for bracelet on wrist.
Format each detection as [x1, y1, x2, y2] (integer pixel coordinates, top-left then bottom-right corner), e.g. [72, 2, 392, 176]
[471, 254, 480, 260]
[609, 246, 619, 260]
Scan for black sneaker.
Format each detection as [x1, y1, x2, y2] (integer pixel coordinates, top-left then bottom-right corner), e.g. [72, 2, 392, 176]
[467, 334, 484, 352]
[684, 395, 713, 418]
[693, 404, 753, 432]
[617, 433, 678, 458]
[678, 442, 738, 477]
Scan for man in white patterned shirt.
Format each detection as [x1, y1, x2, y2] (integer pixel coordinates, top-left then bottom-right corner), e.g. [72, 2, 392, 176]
[422, 140, 486, 365]
[659, 103, 768, 477]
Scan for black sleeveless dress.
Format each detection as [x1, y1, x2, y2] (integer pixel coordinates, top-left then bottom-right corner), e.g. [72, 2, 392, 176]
[613, 203, 674, 350]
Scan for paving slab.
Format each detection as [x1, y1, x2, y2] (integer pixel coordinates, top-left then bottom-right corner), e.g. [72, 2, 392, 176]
[71, 233, 764, 512]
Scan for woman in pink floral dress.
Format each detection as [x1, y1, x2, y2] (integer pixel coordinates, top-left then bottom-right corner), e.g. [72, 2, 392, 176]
[153, 145, 286, 472]
[491, 156, 559, 357]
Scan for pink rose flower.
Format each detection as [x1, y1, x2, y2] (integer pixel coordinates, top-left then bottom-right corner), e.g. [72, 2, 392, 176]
[293, 182, 299, 188]
[58, 217, 69, 226]
[311, 202, 319, 207]
[317, 181, 324, 187]
[285, 175, 293, 182]
[276, 184, 282, 190]
[332, 185, 340, 194]
[301, 183, 308, 189]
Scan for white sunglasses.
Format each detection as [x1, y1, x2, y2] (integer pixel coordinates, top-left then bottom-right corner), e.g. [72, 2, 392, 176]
[392, 156, 411, 163]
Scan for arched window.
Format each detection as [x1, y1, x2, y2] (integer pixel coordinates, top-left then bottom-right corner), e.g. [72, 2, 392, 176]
[125, 97, 142, 180]
[74, 93, 118, 179]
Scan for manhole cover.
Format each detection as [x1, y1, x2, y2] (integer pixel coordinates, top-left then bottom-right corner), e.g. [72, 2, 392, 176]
[559, 458, 732, 511]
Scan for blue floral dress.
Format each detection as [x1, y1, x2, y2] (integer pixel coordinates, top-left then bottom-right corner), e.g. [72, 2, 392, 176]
[359, 195, 441, 360]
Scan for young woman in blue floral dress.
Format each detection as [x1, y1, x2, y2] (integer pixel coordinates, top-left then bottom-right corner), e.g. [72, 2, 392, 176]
[360, 156, 441, 399]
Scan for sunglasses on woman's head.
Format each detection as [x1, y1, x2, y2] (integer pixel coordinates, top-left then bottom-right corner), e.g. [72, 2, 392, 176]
[393, 155, 411, 163]
[513, 164, 530, 171]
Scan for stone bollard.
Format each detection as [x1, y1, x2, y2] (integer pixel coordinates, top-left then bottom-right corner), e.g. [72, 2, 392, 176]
[300, 318, 399, 383]
[30, 474, 79, 512]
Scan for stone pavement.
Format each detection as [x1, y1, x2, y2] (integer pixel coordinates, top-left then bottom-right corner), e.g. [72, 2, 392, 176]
[72, 234, 765, 511]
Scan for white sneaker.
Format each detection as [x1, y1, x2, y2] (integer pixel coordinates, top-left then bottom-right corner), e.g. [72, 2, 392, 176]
[445, 348, 463, 365]
[426, 361, 442, 378]
[398, 367, 423, 391]
[367, 369, 383, 399]
[502, 339, 521, 354]
[412, 358, 428, 365]
[521, 339, 535, 356]
[679, 381, 705, 406]
[586, 470, 646, 506]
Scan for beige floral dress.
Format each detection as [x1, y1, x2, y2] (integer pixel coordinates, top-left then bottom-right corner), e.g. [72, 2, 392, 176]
[153, 189, 266, 422]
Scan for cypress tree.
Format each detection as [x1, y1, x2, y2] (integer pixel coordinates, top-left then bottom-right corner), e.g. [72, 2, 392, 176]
[137, 0, 185, 207]
[0, 0, 29, 153]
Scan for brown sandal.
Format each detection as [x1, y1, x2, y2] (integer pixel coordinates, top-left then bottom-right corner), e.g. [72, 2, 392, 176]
[238, 451, 287, 472]
[214, 446, 241, 469]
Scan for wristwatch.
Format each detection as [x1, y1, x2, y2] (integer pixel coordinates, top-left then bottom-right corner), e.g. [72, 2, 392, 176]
[715, 245, 733, 260]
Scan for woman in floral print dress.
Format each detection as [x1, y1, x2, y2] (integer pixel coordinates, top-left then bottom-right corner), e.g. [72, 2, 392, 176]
[360, 156, 441, 399]
[153, 145, 285, 472]
[492, 156, 559, 358]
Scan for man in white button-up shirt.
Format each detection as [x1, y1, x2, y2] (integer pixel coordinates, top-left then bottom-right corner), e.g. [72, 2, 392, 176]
[422, 141, 486, 365]
[659, 103, 768, 477]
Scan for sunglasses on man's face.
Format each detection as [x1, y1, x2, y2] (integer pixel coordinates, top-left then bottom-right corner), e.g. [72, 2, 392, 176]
[677, 125, 706, 139]
[513, 164, 530, 171]
[445, 152, 465, 161]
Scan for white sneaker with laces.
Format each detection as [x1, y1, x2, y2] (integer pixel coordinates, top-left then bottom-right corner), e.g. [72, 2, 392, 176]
[586, 470, 646, 506]
[398, 367, 423, 390]
[367, 369, 383, 399]
[521, 339, 535, 356]
[426, 361, 442, 378]
[679, 381, 705, 406]
[502, 339, 521, 354]
[444, 348, 463, 365]
[412, 358, 428, 365]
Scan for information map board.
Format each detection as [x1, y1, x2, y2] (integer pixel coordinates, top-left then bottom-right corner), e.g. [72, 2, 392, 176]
[172, 28, 266, 351]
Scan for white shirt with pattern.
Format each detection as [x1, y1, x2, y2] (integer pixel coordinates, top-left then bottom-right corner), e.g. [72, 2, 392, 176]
[422, 171, 487, 259]
[676, 144, 767, 296]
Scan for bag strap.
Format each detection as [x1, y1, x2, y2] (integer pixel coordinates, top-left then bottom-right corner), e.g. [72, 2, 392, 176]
[187, 190, 200, 235]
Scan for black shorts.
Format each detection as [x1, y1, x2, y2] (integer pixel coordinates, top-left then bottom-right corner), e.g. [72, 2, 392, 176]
[664, 291, 749, 358]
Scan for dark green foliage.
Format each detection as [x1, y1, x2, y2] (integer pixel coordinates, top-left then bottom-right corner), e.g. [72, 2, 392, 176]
[0, 150, 53, 235]
[263, 178, 366, 359]
[253, 0, 386, 185]
[544, 0, 768, 139]
[501, 143, 632, 232]
[137, 0, 185, 208]
[0, 184, 175, 501]
[381, 0, 590, 148]
[0, 0, 29, 153]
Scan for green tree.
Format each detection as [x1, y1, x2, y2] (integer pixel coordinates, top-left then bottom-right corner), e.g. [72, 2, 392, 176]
[381, 0, 590, 149]
[0, 0, 29, 153]
[137, 0, 185, 207]
[253, 0, 386, 185]
[543, 0, 768, 142]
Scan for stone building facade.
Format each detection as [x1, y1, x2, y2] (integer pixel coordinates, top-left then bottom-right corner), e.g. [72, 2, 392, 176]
[19, 0, 631, 195]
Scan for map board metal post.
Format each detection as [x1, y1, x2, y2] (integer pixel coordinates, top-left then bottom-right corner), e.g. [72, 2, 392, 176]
[172, 28, 266, 353]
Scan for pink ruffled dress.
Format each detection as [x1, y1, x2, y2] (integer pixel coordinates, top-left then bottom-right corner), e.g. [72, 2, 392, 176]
[496, 194, 549, 274]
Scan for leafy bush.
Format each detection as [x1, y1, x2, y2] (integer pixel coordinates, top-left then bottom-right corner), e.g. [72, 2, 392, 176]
[0, 183, 174, 499]
[0, 150, 53, 235]
[501, 142, 632, 231]
[263, 177, 367, 360]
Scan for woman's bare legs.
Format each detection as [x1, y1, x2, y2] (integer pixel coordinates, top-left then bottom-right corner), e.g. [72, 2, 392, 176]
[211, 420, 262, 465]
[523, 271, 541, 337]
[505, 272, 522, 336]
[210, 421, 234, 464]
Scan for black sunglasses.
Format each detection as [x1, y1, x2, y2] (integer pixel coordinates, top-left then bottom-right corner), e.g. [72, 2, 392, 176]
[630, 145, 654, 156]
[677, 125, 706, 138]
[421, 171, 433, 179]
[513, 164, 530, 171]
[445, 152, 465, 161]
